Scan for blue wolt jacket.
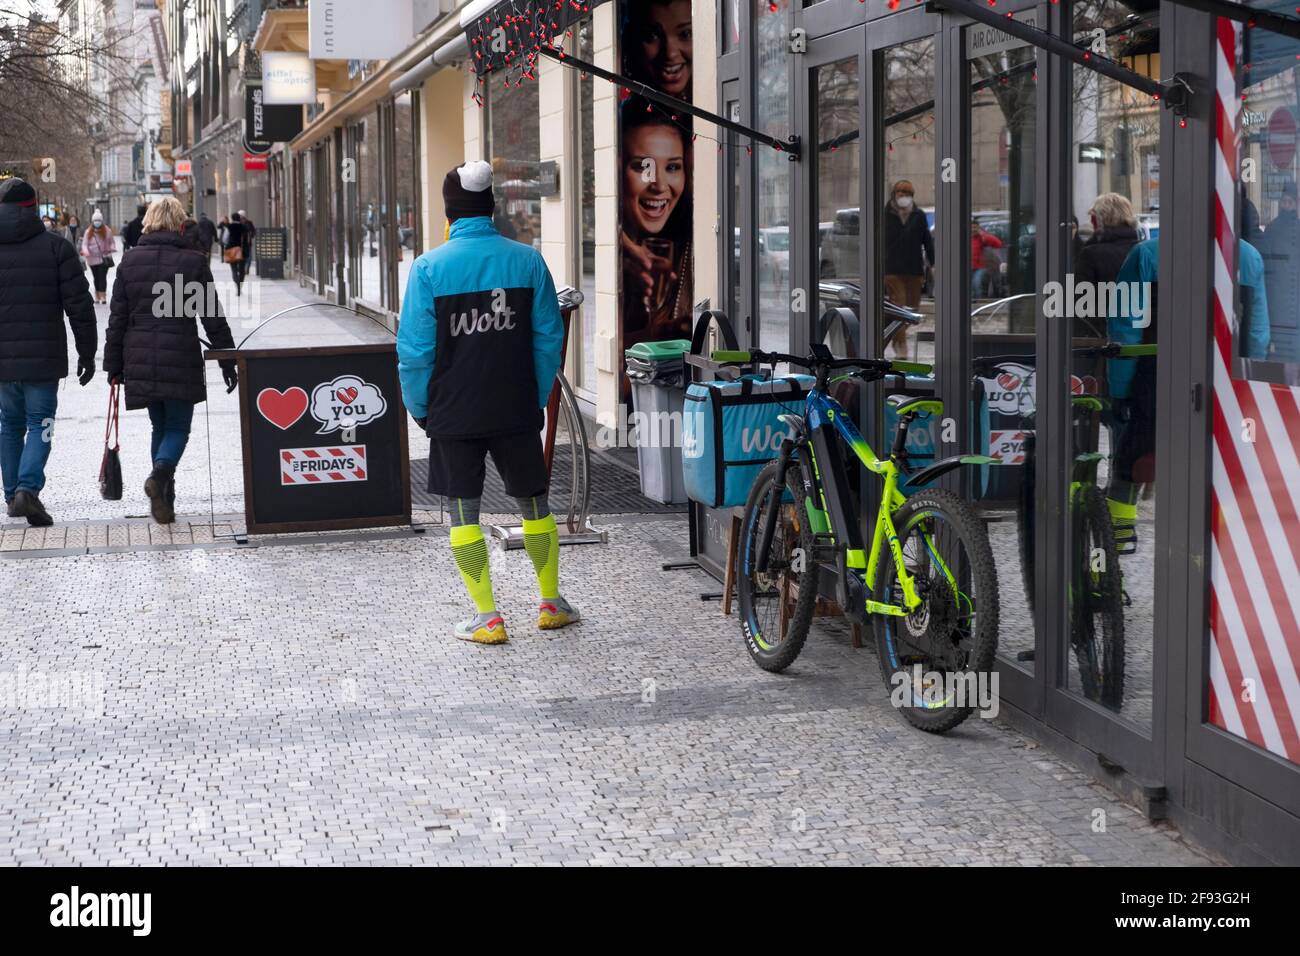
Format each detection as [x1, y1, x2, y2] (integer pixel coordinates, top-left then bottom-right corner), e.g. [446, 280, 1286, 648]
[1109, 237, 1269, 398]
[397, 216, 563, 438]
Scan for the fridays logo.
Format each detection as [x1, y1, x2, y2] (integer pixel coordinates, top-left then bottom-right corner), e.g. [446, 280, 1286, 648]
[309, 375, 387, 435]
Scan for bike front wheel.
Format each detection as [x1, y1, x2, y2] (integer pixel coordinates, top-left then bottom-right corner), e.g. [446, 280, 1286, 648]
[873, 488, 1000, 733]
[737, 458, 819, 672]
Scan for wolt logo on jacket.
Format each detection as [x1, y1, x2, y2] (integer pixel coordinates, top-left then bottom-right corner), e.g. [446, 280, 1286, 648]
[397, 216, 564, 439]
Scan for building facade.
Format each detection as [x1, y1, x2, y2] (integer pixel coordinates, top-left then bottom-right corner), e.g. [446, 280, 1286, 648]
[56, 0, 171, 227]
[163, 0, 277, 225]
[255, 0, 1300, 863]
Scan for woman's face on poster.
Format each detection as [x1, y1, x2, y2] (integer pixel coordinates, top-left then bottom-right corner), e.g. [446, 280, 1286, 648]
[623, 124, 688, 237]
[628, 1, 692, 97]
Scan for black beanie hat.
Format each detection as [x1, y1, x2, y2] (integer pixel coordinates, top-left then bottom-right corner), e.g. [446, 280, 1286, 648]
[0, 178, 37, 206]
[443, 161, 495, 221]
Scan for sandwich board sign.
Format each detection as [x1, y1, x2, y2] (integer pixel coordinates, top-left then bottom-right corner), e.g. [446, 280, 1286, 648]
[206, 343, 411, 533]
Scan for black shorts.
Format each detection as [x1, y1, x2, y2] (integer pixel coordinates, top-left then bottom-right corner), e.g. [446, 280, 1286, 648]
[427, 428, 549, 500]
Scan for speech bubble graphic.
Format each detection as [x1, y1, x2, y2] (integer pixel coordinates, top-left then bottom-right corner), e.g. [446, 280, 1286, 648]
[310, 375, 387, 435]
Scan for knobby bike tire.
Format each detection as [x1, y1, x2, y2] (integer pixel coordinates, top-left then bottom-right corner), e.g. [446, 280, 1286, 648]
[737, 458, 819, 673]
[1073, 484, 1126, 709]
[873, 488, 1000, 734]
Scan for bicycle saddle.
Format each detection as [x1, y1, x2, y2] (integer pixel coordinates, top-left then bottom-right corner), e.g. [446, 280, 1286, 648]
[887, 395, 944, 417]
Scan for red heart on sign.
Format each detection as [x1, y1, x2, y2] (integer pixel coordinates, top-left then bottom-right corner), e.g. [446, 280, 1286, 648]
[257, 387, 309, 430]
[336, 386, 359, 405]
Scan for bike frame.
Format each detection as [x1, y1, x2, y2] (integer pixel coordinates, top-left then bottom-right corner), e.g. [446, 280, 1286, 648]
[784, 386, 925, 618]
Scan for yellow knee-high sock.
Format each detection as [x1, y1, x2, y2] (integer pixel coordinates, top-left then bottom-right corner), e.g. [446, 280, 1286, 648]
[522, 513, 560, 601]
[449, 524, 496, 613]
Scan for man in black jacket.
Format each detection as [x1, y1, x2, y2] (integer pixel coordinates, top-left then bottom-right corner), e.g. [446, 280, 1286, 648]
[122, 204, 147, 250]
[0, 178, 98, 526]
[196, 213, 218, 259]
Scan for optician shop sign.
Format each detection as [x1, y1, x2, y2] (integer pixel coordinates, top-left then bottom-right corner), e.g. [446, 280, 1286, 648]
[261, 51, 315, 105]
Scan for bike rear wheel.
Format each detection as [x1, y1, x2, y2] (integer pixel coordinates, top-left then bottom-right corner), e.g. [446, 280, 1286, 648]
[873, 489, 1000, 733]
[1071, 484, 1126, 708]
[737, 458, 819, 672]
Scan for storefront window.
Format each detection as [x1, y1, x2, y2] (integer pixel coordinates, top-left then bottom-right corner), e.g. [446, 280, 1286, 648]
[723, 0, 741, 53]
[356, 108, 384, 307]
[486, 76, 542, 248]
[576, 22, 597, 396]
[301, 149, 315, 280]
[1210, 5, 1300, 765]
[813, 57, 860, 353]
[393, 92, 419, 310]
[1060, 1, 1159, 722]
[966, 18, 1038, 666]
[755, 0, 791, 349]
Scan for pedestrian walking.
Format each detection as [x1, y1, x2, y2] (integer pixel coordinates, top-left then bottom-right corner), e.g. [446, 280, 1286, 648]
[63, 213, 82, 249]
[80, 211, 117, 304]
[121, 203, 147, 251]
[397, 161, 578, 645]
[882, 178, 934, 355]
[237, 209, 256, 276]
[222, 212, 248, 296]
[104, 196, 238, 524]
[0, 178, 98, 526]
[197, 212, 218, 259]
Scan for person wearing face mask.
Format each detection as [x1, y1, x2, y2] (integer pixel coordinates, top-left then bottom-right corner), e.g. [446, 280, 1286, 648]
[1261, 180, 1300, 363]
[623, 0, 692, 99]
[80, 211, 117, 304]
[883, 180, 934, 355]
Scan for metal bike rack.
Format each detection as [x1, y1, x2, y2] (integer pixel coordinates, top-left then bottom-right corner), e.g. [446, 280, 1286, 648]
[489, 288, 607, 549]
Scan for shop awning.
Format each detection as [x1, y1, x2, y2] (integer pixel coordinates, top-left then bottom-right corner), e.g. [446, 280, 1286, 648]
[431, 0, 802, 159]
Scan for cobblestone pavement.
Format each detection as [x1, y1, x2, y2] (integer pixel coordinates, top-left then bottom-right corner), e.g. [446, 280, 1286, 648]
[1, 512, 1215, 865]
[0, 276, 1214, 866]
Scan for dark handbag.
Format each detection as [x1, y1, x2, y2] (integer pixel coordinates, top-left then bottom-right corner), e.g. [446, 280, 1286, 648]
[99, 384, 123, 500]
[102, 254, 116, 269]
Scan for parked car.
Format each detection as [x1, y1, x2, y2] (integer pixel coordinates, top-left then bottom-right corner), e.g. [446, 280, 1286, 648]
[760, 226, 790, 286]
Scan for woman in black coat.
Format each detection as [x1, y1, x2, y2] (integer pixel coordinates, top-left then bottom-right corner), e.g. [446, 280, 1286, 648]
[104, 196, 238, 523]
[223, 212, 248, 296]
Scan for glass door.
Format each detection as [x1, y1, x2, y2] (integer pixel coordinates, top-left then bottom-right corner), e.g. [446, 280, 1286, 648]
[803, 30, 863, 356]
[962, 6, 1041, 683]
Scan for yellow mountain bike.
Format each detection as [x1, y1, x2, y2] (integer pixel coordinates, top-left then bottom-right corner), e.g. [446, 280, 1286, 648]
[717, 345, 1001, 733]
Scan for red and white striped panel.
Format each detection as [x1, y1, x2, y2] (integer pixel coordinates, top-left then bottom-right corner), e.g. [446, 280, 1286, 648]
[1208, 18, 1300, 764]
[280, 445, 368, 485]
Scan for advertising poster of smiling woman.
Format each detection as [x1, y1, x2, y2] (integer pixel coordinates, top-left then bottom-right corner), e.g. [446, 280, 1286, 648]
[619, 0, 694, 396]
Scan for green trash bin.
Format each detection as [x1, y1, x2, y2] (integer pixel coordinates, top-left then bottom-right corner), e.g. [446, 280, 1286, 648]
[625, 338, 692, 504]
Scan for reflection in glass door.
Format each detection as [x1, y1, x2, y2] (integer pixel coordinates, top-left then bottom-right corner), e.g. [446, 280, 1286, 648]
[813, 56, 860, 353]
[879, 37, 937, 363]
[755, 0, 791, 350]
[1063, 1, 1160, 727]
[965, 23, 1038, 667]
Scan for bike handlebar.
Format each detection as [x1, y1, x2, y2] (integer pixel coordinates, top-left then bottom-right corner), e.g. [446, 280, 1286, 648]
[712, 349, 933, 378]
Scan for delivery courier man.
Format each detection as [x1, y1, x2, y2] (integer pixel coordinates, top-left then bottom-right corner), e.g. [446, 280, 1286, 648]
[398, 161, 580, 645]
